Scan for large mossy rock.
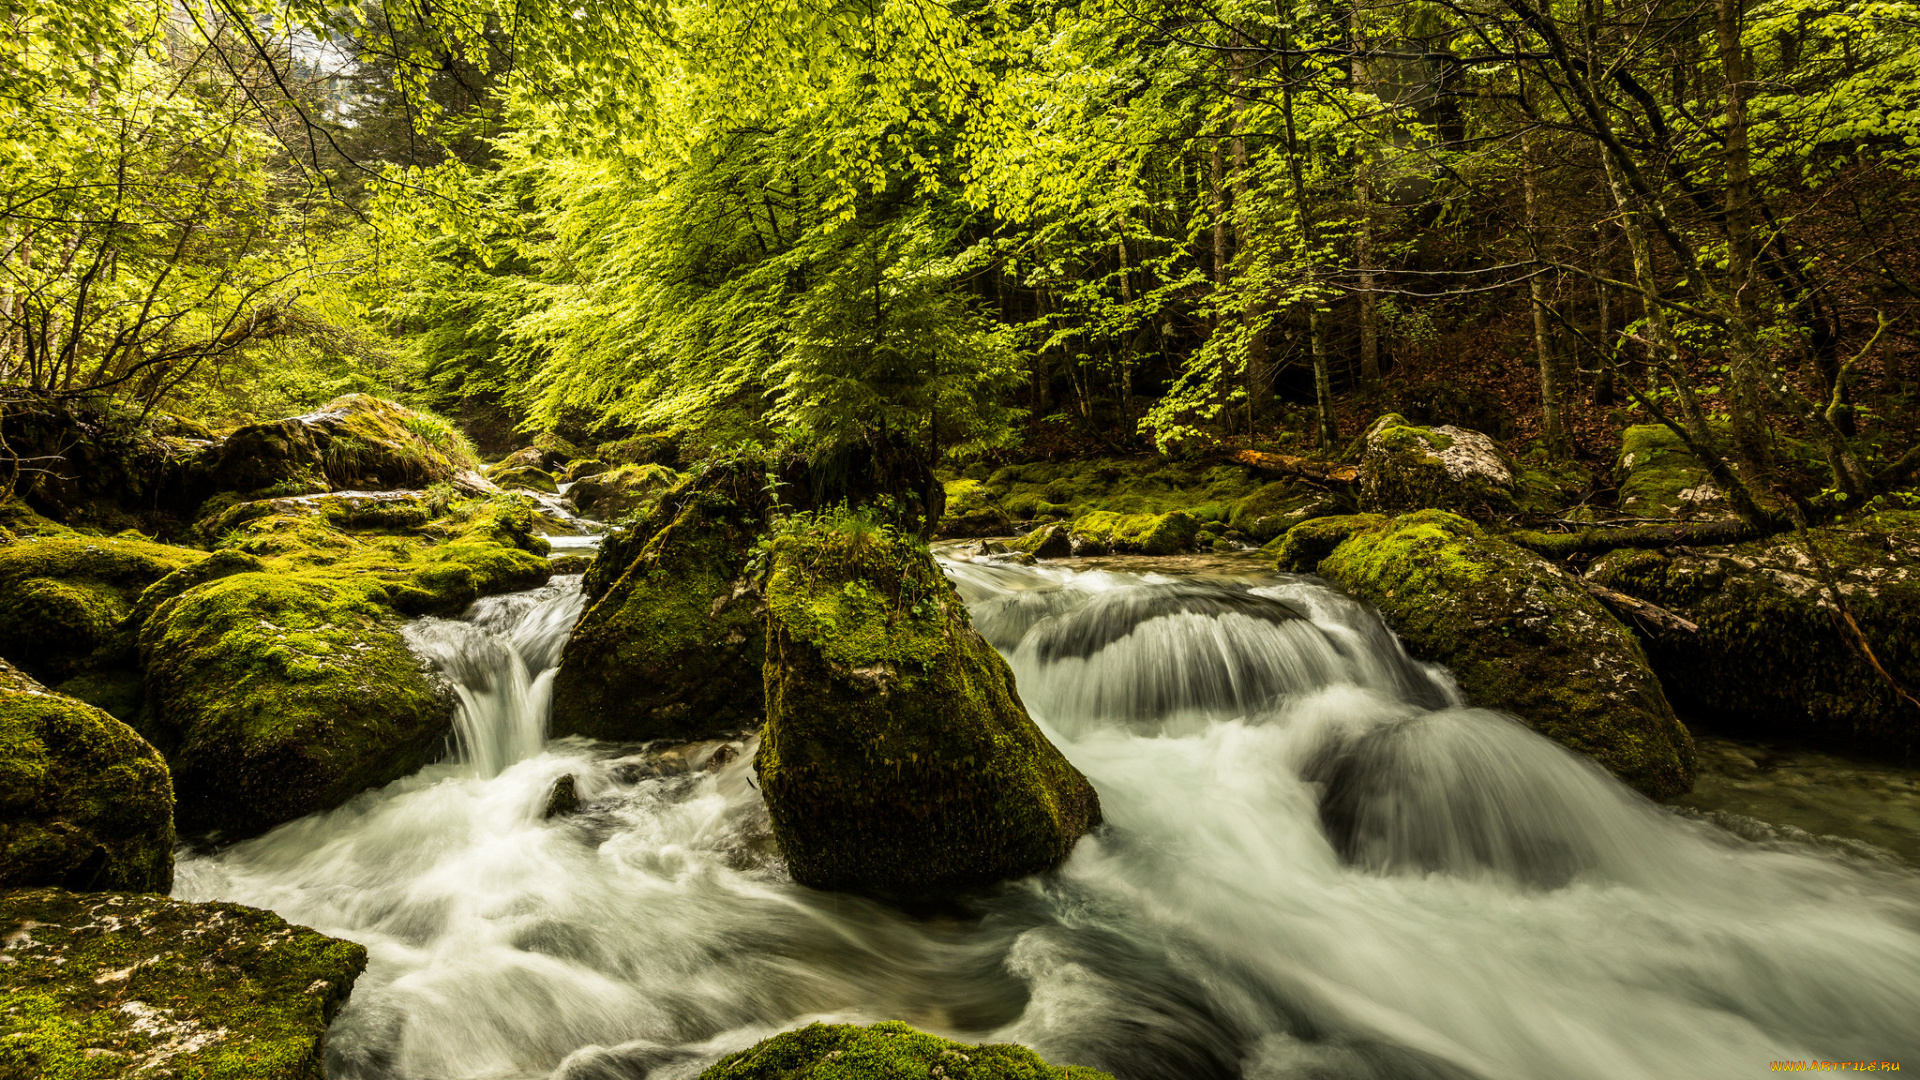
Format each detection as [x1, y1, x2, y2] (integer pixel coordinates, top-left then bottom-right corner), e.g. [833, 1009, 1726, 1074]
[757, 517, 1101, 895]
[1295, 511, 1696, 798]
[1613, 424, 1733, 520]
[1064, 510, 1201, 556]
[1587, 509, 1920, 756]
[0, 660, 174, 893]
[189, 394, 476, 502]
[550, 469, 770, 743]
[699, 1022, 1114, 1080]
[0, 888, 365, 1080]
[1358, 414, 1517, 518]
[567, 463, 679, 520]
[138, 572, 455, 837]
[0, 533, 205, 683]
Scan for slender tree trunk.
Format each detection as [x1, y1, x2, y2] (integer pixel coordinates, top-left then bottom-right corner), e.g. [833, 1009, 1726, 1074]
[1281, 33, 1337, 448]
[1523, 125, 1568, 455]
[1715, 0, 1772, 475]
[1356, 168, 1381, 393]
[1232, 32, 1272, 423]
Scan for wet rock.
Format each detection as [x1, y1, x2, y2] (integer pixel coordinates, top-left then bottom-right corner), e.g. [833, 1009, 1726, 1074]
[1273, 514, 1387, 574]
[138, 572, 456, 838]
[0, 887, 365, 1080]
[1309, 511, 1696, 798]
[699, 1021, 1115, 1079]
[1008, 522, 1072, 559]
[1358, 414, 1517, 518]
[0, 533, 205, 683]
[568, 463, 678, 519]
[187, 394, 476, 501]
[1587, 508, 1920, 756]
[757, 515, 1101, 895]
[197, 489, 438, 537]
[543, 774, 581, 818]
[550, 466, 771, 743]
[549, 554, 593, 575]
[0, 660, 174, 893]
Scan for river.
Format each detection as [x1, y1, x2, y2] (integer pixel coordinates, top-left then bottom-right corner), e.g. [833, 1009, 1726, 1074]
[173, 550, 1920, 1079]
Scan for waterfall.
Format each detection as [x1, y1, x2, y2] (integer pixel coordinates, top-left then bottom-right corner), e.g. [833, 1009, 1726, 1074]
[173, 554, 1920, 1080]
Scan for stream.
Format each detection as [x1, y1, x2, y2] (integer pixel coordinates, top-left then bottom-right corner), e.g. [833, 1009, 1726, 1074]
[173, 550, 1920, 1080]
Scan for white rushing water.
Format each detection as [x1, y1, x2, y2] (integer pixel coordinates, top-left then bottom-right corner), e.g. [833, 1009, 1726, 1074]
[175, 556, 1920, 1080]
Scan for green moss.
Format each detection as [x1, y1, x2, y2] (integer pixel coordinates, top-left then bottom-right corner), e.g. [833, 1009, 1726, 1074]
[1613, 425, 1725, 519]
[1006, 522, 1072, 559]
[550, 482, 767, 743]
[51, 669, 144, 723]
[0, 535, 205, 682]
[0, 888, 365, 1080]
[1588, 510, 1920, 755]
[700, 1022, 1115, 1080]
[1317, 511, 1696, 797]
[137, 571, 454, 837]
[1358, 416, 1517, 518]
[487, 463, 560, 494]
[568, 463, 679, 519]
[597, 431, 680, 468]
[1227, 482, 1348, 542]
[0, 661, 174, 893]
[757, 512, 1101, 894]
[938, 479, 1014, 539]
[1067, 510, 1201, 556]
[1273, 514, 1388, 573]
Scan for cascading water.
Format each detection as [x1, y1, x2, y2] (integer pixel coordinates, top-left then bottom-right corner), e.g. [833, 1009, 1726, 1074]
[174, 553, 1920, 1080]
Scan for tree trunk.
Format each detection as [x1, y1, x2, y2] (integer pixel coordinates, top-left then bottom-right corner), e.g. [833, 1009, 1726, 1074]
[1523, 125, 1568, 455]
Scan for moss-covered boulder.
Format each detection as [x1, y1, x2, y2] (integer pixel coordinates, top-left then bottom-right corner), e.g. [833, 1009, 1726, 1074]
[1008, 522, 1072, 559]
[550, 470, 769, 743]
[1273, 514, 1387, 573]
[568, 463, 678, 519]
[1613, 424, 1732, 520]
[597, 431, 680, 469]
[138, 572, 455, 837]
[199, 489, 439, 538]
[0, 534, 205, 683]
[190, 394, 475, 501]
[1306, 511, 1696, 798]
[1587, 509, 1920, 756]
[1358, 414, 1517, 518]
[0, 660, 173, 893]
[938, 479, 1015, 539]
[0, 888, 365, 1080]
[757, 515, 1102, 895]
[1227, 482, 1347, 543]
[1065, 510, 1201, 556]
[700, 1022, 1114, 1080]
[486, 463, 560, 494]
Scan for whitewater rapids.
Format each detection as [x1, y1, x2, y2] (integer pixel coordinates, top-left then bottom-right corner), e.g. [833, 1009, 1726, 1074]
[174, 558, 1920, 1080]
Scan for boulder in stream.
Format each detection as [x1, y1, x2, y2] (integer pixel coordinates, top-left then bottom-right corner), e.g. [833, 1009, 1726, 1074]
[0, 887, 365, 1079]
[549, 465, 770, 742]
[699, 1021, 1114, 1080]
[1296, 510, 1697, 798]
[138, 571, 455, 838]
[1587, 507, 1920, 756]
[756, 513, 1101, 895]
[567, 463, 678, 519]
[0, 660, 174, 893]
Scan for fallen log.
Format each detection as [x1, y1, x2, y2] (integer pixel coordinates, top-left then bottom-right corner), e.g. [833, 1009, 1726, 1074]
[1231, 449, 1360, 485]
[1578, 579, 1700, 635]
[1507, 518, 1771, 558]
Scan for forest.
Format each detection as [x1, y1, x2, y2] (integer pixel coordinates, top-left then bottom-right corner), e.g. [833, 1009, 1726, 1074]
[4, 0, 1920, 1075]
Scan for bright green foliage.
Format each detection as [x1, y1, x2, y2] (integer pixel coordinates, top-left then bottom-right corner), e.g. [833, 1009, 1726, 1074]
[757, 508, 1101, 894]
[701, 1021, 1115, 1080]
[1310, 512, 1697, 798]
[0, 661, 174, 894]
[137, 571, 455, 837]
[1589, 509, 1920, 756]
[0, 888, 365, 1080]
